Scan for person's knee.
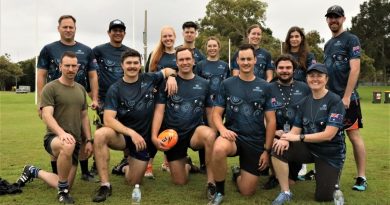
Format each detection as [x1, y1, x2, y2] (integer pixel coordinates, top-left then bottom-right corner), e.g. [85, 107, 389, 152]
[60, 143, 75, 156]
[94, 128, 108, 145]
[238, 186, 256, 196]
[172, 177, 188, 185]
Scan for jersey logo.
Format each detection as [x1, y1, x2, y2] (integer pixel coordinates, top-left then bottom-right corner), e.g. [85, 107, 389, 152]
[252, 86, 262, 92]
[75, 49, 85, 55]
[293, 90, 302, 95]
[193, 84, 202, 90]
[334, 41, 342, 47]
[329, 113, 343, 123]
[320, 104, 328, 110]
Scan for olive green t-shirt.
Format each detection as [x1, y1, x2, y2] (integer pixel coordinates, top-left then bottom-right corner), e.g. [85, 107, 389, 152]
[41, 79, 87, 142]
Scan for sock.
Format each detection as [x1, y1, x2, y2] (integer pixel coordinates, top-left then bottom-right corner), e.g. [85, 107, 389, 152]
[51, 161, 57, 174]
[58, 180, 69, 192]
[30, 166, 41, 178]
[80, 159, 89, 174]
[215, 180, 225, 195]
[101, 182, 111, 187]
[283, 190, 291, 195]
[198, 149, 205, 167]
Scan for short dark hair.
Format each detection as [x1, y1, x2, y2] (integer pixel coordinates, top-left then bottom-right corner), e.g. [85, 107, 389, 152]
[275, 54, 297, 70]
[121, 49, 142, 63]
[60, 51, 77, 63]
[175, 47, 194, 59]
[238, 44, 255, 57]
[182, 21, 198, 30]
[58, 15, 76, 25]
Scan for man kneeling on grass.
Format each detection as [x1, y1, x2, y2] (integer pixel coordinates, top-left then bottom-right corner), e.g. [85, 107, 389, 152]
[16, 51, 93, 204]
[91, 49, 177, 202]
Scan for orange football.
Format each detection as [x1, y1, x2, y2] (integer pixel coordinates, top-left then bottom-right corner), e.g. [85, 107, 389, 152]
[157, 129, 178, 149]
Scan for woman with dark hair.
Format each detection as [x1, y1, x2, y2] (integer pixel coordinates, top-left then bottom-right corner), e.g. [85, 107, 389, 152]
[284, 26, 316, 82]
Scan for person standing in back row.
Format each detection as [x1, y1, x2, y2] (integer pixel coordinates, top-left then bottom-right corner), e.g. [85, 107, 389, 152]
[232, 24, 274, 82]
[324, 5, 367, 191]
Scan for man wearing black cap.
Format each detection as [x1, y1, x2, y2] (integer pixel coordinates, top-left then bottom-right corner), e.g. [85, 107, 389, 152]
[92, 19, 134, 177]
[324, 5, 367, 191]
[271, 63, 346, 204]
[36, 15, 99, 182]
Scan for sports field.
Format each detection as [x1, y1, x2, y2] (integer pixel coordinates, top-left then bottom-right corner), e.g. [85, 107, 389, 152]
[0, 86, 389, 204]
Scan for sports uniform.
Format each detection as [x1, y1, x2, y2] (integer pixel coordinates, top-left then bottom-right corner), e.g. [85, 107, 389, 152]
[38, 41, 98, 92]
[290, 52, 316, 82]
[145, 52, 178, 72]
[214, 76, 275, 175]
[157, 75, 212, 161]
[104, 72, 164, 160]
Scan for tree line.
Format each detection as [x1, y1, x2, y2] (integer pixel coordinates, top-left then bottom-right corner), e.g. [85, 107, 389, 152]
[0, 0, 388, 91]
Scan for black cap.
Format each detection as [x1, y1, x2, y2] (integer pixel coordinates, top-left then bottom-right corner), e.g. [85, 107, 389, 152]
[307, 63, 328, 74]
[325, 5, 345, 17]
[109, 19, 126, 31]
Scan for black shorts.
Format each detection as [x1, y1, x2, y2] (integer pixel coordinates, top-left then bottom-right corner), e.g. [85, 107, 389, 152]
[124, 135, 151, 162]
[343, 99, 363, 130]
[272, 142, 342, 201]
[233, 137, 264, 176]
[164, 128, 197, 162]
[43, 133, 80, 166]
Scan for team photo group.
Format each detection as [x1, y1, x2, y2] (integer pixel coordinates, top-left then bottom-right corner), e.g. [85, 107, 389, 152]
[14, 4, 367, 205]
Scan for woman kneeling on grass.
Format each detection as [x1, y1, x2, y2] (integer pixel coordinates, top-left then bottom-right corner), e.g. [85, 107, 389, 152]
[270, 63, 346, 205]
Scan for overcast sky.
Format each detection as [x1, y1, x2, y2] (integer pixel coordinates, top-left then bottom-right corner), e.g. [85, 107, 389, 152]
[0, 0, 366, 62]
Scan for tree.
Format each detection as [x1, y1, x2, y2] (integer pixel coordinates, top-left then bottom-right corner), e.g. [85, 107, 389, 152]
[18, 58, 36, 91]
[196, 0, 280, 62]
[305, 30, 325, 63]
[350, 0, 390, 84]
[0, 54, 23, 91]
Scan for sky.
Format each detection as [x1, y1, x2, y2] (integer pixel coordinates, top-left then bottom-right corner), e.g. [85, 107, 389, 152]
[0, 0, 366, 62]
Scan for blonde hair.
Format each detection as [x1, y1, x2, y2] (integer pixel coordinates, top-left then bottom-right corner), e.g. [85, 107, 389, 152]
[149, 26, 176, 72]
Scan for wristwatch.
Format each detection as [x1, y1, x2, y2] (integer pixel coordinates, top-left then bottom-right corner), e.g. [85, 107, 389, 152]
[299, 134, 305, 142]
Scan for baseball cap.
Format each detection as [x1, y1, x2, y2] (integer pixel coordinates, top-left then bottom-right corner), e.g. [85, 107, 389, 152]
[307, 63, 328, 74]
[325, 5, 345, 17]
[109, 19, 126, 31]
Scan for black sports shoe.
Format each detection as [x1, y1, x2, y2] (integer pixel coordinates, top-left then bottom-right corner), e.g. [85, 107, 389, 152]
[263, 175, 279, 190]
[186, 156, 200, 173]
[112, 158, 128, 176]
[16, 165, 34, 187]
[206, 183, 216, 201]
[231, 166, 240, 183]
[352, 177, 367, 191]
[298, 169, 315, 181]
[58, 189, 75, 204]
[92, 185, 112, 202]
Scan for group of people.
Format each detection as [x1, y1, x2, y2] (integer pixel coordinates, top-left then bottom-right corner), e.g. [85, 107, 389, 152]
[14, 4, 367, 205]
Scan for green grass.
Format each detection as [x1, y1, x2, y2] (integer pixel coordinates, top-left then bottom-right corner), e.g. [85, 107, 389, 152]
[0, 86, 389, 204]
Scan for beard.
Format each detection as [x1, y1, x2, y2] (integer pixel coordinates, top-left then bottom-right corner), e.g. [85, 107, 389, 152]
[278, 76, 293, 84]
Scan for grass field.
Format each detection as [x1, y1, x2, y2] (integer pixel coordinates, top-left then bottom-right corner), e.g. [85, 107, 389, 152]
[0, 86, 389, 205]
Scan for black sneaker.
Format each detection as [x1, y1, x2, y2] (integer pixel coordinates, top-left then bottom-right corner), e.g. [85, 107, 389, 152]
[352, 177, 367, 191]
[263, 175, 279, 190]
[186, 156, 200, 173]
[16, 165, 34, 187]
[231, 166, 240, 183]
[112, 158, 128, 176]
[298, 169, 315, 181]
[58, 189, 75, 204]
[92, 185, 112, 202]
[81, 172, 97, 182]
[206, 182, 216, 201]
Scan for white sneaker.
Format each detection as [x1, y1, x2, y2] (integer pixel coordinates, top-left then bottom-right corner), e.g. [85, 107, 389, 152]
[298, 164, 307, 176]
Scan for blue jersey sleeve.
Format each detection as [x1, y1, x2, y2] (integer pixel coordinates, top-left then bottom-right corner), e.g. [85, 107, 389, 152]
[348, 35, 361, 59]
[37, 46, 50, 69]
[87, 51, 98, 72]
[156, 80, 168, 104]
[265, 52, 275, 70]
[231, 51, 239, 70]
[214, 81, 227, 108]
[327, 100, 345, 128]
[306, 52, 317, 68]
[104, 83, 120, 111]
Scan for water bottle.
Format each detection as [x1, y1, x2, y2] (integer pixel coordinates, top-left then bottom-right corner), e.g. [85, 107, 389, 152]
[132, 184, 141, 205]
[333, 184, 344, 205]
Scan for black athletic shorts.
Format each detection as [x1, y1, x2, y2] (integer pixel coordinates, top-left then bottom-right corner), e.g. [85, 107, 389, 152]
[272, 142, 342, 201]
[43, 133, 80, 166]
[123, 135, 151, 162]
[164, 128, 197, 162]
[343, 99, 363, 130]
[233, 137, 264, 176]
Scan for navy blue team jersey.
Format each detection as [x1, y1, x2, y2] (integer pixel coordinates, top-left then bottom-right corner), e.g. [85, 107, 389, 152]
[293, 91, 346, 169]
[192, 48, 206, 64]
[269, 81, 310, 130]
[231, 48, 275, 80]
[157, 75, 212, 138]
[104, 72, 164, 139]
[324, 31, 361, 100]
[145, 52, 178, 72]
[195, 59, 230, 103]
[93, 43, 131, 103]
[37, 41, 98, 92]
[290, 52, 316, 82]
[215, 76, 276, 146]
